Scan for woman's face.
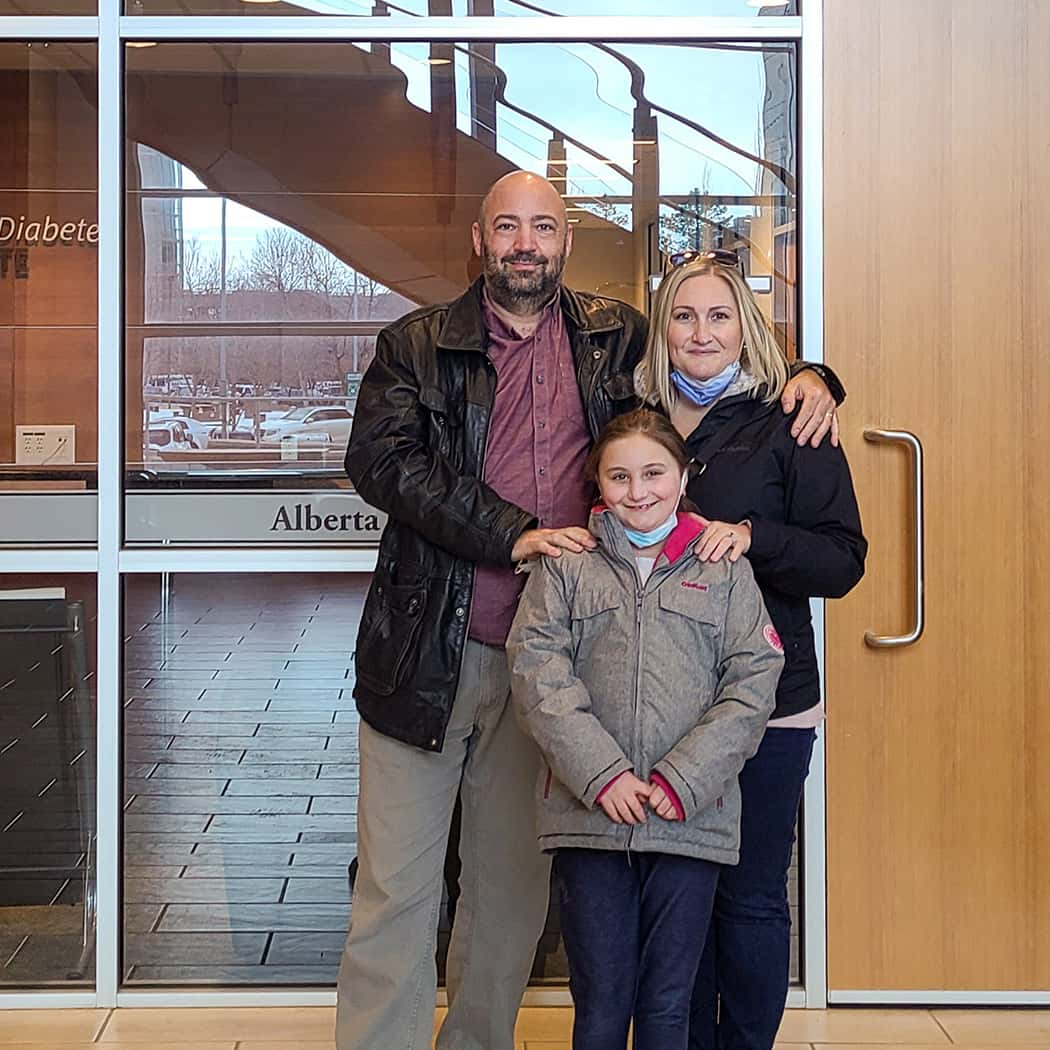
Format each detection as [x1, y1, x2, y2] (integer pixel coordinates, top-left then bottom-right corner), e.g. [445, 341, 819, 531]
[597, 434, 685, 535]
[667, 273, 744, 382]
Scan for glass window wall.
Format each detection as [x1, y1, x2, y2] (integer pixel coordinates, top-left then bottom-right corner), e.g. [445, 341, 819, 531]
[122, 572, 361, 984]
[0, 44, 99, 546]
[0, 574, 96, 986]
[124, 39, 797, 545]
[0, 0, 95, 13]
[0, 2, 812, 1001]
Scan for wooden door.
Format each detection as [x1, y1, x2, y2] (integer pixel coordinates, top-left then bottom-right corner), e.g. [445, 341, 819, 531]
[823, 0, 1050, 991]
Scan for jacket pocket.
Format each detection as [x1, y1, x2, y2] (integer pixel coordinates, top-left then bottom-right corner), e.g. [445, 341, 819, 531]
[354, 578, 429, 697]
[656, 585, 722, 697]
[602, 371, 637, 402]
[569, 590, 622, 622]
[419, 385, 463, 459]
[657, 584, 722, 629]
[569, 591, 624, 681]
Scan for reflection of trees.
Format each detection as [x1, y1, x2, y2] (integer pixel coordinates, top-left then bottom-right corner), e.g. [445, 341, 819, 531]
[182, 237, 223, 294]
[144, 226, 407, 393]
[659, 168, 732, 255]
[247, 228, 309, 294]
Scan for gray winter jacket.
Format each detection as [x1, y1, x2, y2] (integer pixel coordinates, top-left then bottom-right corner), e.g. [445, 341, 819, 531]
[506, 510, 782, 865]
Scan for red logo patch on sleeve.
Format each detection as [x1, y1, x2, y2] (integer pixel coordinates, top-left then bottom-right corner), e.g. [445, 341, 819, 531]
[763, 625, 784, 653]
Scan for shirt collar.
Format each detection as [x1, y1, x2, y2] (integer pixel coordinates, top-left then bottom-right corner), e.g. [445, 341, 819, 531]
[481, 286, 561, 342]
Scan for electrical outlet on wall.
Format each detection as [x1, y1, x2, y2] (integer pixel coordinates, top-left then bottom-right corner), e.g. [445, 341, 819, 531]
[15, 425, 77, 466]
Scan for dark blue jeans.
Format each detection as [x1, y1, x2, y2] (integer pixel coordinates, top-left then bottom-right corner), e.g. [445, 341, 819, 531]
[688, 727, 816, 1050]
[556, 848, 721, 1050]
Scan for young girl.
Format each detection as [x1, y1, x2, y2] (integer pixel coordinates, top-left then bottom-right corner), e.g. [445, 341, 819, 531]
[507, 409, 783, 1050]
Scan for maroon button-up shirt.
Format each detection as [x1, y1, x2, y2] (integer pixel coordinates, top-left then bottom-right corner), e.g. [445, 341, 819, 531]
[468, 292, 593, 647]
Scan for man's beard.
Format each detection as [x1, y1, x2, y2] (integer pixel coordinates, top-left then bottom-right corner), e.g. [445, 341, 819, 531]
[481, 244, 567, 315]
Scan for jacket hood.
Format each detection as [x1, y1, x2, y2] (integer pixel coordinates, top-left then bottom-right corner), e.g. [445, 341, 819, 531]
[436, 277, 627, 352]
[589, 507, 704, 569]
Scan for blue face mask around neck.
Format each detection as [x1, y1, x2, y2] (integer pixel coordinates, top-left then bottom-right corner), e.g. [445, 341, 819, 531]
[670, 359, 741, 407]
[622, 510, 678, 549]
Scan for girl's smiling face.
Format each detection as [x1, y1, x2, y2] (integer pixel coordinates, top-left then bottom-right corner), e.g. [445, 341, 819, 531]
[598, 434, 686, 535]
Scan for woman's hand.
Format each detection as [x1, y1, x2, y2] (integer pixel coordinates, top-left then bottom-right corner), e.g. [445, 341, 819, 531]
[597, 772, 652, 825]
[648, 781, 682, 821]
[694, 517, 752, 563]
[781, 370, 839, 448]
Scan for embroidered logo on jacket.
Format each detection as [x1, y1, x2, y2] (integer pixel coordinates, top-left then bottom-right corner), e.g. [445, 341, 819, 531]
[680, 581, 708, 591]
[763, 625, 784, 653]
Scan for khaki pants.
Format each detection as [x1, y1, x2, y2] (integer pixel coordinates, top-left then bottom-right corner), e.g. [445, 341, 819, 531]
[336, 640, 551, 1050]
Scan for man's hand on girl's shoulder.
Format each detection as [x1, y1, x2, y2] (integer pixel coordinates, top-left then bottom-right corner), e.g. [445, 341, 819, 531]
[511, 526, 596, 563]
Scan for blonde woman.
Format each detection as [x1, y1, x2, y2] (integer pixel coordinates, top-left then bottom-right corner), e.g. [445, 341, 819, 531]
[638, 252, 867, 1050]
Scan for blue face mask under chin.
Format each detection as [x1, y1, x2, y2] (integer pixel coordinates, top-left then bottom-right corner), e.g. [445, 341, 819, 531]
[671, 360, 741, 407]
[622, 510, 678, 549]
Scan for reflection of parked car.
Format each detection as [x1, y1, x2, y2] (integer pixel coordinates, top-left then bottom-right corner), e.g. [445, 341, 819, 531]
[147, 411, 213, 449]
[260, 406, 354, 444]
[146, 420, 197, 454]
[235, 410, 290, 435]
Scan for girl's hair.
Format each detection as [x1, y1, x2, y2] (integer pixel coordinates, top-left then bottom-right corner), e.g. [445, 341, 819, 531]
[636, 259, 790, 410]
[585, 408, 690, 485]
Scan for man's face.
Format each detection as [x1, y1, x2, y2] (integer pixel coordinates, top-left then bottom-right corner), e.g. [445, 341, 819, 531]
[472, 177, 573, 313]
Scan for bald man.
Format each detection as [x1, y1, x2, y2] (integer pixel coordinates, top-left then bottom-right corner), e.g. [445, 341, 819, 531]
[338, 171, 835, 1050]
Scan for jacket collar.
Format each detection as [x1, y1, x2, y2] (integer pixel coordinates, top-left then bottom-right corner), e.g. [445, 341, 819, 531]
[589, 507, 703, 571]
[436, 277, 624, 352]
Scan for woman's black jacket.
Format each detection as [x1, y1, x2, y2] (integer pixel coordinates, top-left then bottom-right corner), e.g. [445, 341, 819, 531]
[684, 391, 867, 719]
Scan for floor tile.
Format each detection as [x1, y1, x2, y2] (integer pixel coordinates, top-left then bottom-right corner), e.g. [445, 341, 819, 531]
[0, 1010, 107, 1043]
[98, 1006, 335, 1043]
[777, 1009, 950, 1043]
[157, 902, 348, 932]
[932, 1009, 1050, 1043]
[125, 878, 286, 905]
[237, 1044, 334, 1050]
[224, 779, 356, 797]
[124, 930, 268, 965]
[816, 1045, 1044, 1050]
[126, 797, 309, 816]
[0, 1045, 234, 1050]
[515, 1007, 574, 1041]
[521, 1045, 812, 1050]
[281, 877, 350, 904]
[125, 963, 335, 982]
[267, 931, 345, 965]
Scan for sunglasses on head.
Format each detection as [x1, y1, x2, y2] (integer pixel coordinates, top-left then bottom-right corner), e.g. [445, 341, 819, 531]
[664, 248, 745, 276]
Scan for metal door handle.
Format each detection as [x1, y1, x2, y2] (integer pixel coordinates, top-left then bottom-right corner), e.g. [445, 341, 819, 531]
[863, 428, 924, 648]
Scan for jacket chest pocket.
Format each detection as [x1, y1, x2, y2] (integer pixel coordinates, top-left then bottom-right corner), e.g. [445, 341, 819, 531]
[657, 585, 723, 681]
[598, 370, 638, 427]
[420, 386, 464, 462]
[355, 577, 429, 697]
[602, 371, 636, 402]
[570, 591, 623, 664]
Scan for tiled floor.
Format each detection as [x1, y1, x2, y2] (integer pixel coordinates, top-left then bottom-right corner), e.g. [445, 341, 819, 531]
[119, 575, 366, 984]
[0, 1005, 1049, 1048]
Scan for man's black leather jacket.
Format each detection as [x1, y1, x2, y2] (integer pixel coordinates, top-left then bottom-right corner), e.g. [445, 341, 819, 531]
[345, 277, 647, 752]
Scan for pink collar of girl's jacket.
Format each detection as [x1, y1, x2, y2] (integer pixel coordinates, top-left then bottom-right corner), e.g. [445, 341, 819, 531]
[591, 506, 704, 565]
